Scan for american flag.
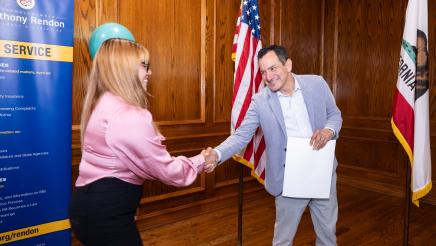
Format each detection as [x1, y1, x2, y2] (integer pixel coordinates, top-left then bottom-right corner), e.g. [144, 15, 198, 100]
[231, 0, 266, 183]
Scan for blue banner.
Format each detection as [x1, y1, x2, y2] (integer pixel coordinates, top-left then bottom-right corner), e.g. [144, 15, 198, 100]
[0, 0, 74, 245]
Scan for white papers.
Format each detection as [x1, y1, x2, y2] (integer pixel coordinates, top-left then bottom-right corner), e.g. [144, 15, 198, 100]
[282, 137, 336, 199]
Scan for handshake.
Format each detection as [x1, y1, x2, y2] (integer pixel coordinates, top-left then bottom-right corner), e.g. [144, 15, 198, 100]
[200, 147, 219, 173]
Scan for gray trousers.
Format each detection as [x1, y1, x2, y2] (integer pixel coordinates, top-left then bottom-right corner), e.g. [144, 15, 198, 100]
[272, 172, 338, 246]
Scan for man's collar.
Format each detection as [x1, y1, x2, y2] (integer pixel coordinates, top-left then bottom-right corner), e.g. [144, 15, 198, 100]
[278, 74, 300, 97]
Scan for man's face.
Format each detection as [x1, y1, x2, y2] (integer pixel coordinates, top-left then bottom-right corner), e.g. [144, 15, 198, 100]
[258, 51, 292, 92]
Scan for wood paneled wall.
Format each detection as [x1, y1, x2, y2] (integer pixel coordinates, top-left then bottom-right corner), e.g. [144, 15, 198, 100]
[277, 0, 436, 204]
[329, 0, 435, 204]
[72, 0, 436, 218]
[71, 0, 267, 209]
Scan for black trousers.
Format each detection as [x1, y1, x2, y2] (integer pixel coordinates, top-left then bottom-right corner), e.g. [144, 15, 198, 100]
[69, 178, 143, 246]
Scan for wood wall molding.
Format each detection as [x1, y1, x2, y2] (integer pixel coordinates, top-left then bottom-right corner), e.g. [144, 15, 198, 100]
[337, 173, 405, 197]
[280, 0, 323, 74]
[212, 0, 238, 124]
[73, 0, 94, 125]
[118, 0, 206, 123]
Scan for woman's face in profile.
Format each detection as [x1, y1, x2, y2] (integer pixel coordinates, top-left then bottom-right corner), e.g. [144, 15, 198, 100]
[138, 61, 151, 90]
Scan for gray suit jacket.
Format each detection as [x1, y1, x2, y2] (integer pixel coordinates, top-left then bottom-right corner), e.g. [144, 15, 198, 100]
[216, 75, 342, 196]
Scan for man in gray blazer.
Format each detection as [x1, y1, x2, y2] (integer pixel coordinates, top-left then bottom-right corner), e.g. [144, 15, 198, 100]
[205, 45, 342, 246]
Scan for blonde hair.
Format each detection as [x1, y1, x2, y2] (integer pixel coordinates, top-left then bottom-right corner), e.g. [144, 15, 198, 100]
[80, 38, 150, 142]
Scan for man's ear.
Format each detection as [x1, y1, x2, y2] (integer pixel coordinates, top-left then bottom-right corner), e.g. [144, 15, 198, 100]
[285, 58, 292, 73]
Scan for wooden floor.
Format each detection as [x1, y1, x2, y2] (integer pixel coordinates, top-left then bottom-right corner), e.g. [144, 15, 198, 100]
[137, 184, 436, 246]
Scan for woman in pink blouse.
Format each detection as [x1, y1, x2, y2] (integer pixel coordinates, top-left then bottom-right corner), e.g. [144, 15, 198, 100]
[69, 38, 206, 246]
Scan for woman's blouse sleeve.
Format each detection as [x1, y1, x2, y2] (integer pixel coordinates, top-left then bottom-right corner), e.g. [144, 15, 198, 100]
[106, 107, 204, 187]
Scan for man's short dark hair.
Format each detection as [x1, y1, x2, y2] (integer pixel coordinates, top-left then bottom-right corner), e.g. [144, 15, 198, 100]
[258, 45, 289, 64]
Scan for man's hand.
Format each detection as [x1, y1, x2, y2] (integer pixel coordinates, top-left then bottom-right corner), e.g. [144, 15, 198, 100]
[203, 147, 218, 173]
[310, 128, 334, 150]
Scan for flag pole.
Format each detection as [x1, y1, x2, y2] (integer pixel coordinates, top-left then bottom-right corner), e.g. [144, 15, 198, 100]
[403, 156, 411, 246]
[237, 164, 244, 245]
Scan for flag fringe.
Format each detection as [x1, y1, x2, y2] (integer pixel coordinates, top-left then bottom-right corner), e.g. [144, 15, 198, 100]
[232, 155, 265, 185]
[391, 118, 414, 165]
[412, 181, 432, 207]
[391, 118, 432, 207]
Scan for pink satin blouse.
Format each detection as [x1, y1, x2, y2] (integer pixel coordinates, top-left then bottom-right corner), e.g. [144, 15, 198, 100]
[75, 92, 204, 187]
